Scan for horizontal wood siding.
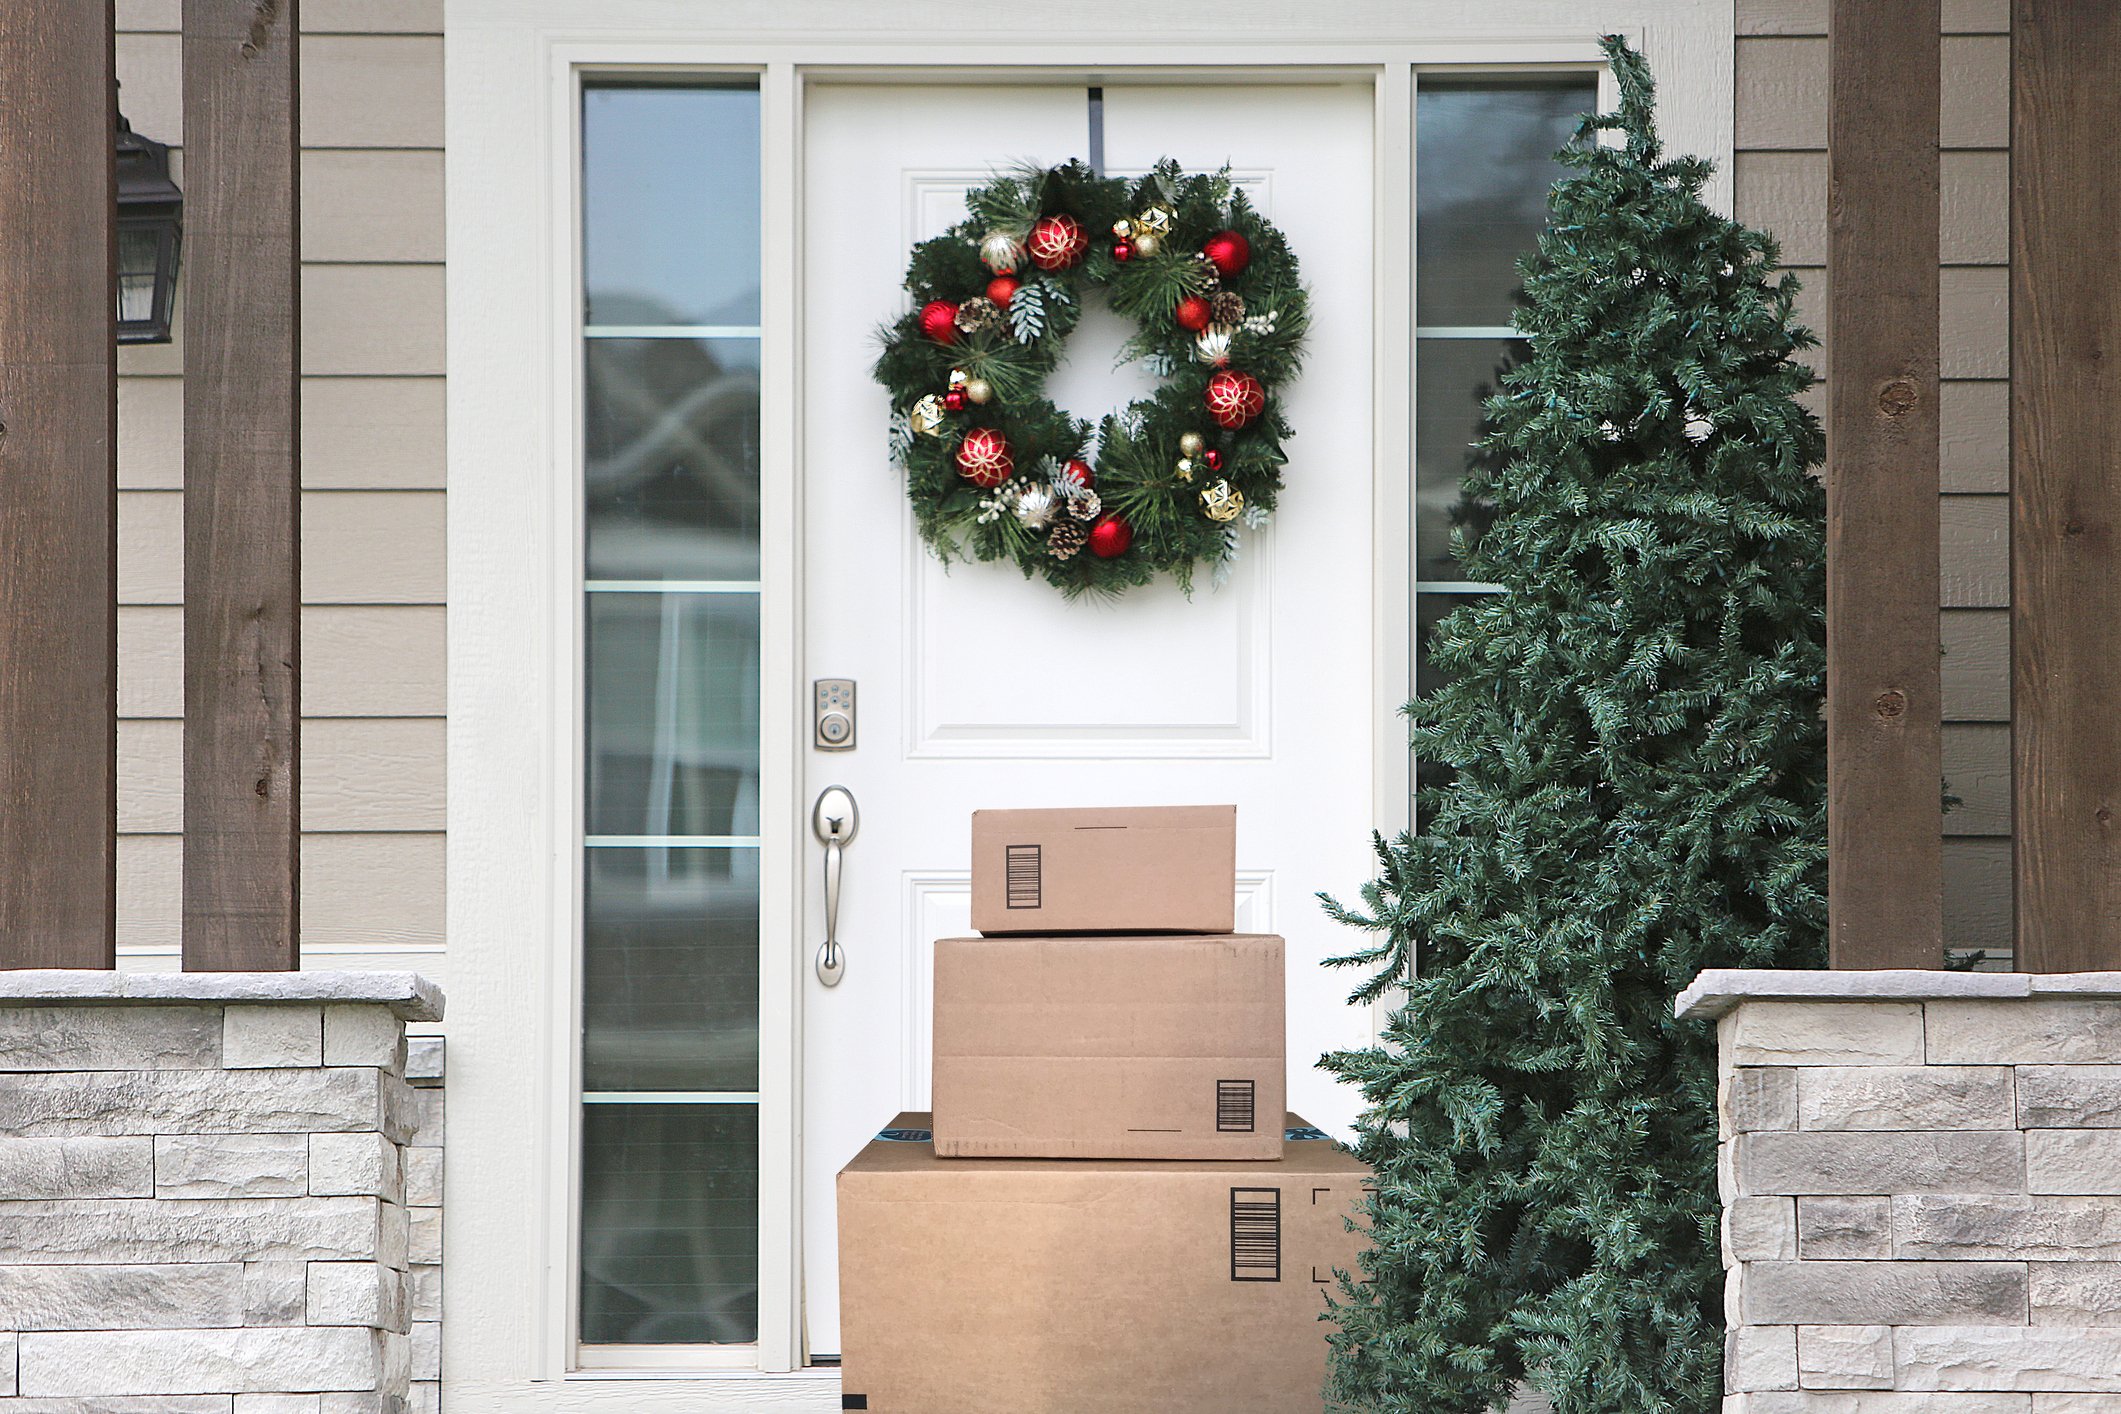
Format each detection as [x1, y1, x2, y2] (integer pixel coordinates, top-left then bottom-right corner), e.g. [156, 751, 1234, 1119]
[1737, 0, 2012, 960]
[114, 9, 444, 973]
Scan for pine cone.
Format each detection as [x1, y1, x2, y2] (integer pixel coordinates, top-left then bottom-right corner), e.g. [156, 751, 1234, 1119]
[1067, 488, 1102, 522]
[955, 297, 1002, 335]
[1192, 253, 1221, 292]
[1047, 519, 1088, 560]
[1210, 291, 1246, 327]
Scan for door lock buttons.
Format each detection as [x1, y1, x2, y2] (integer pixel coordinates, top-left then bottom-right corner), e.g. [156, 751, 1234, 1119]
[814, 678, 856, 751]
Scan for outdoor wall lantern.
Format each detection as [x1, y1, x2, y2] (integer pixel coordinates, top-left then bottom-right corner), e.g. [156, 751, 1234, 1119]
[116, 113, 183, 344]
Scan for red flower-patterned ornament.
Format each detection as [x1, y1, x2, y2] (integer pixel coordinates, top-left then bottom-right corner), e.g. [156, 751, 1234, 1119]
[1204, 370, 1265, 430]
[919, 300, 960, 345]
[1175, 295, 1212, 332]
[954, 427, 1014, 487]
[1087, 514, 1133, 558]
[1202, 230, 1251, 278]
[1027, 214, 1089, 271]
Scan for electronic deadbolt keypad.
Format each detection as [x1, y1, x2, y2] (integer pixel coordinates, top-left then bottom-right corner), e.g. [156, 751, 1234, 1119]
[814, 679, 856, 751]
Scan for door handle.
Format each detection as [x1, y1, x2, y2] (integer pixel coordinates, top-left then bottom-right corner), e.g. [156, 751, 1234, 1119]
[811, 785, 858, 986]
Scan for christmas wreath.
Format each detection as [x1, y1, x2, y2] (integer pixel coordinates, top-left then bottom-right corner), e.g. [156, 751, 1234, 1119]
[874, 160, 1308, 597]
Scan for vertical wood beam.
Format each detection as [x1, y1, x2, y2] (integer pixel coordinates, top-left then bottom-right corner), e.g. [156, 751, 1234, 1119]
[0, 4, 119, 969]
[1826, 0, 1944, 968]
[182, 0, 300, 970]
[2013, 1, 2121, 971]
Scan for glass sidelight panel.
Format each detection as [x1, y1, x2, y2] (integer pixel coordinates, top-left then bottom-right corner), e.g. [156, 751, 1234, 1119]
[1411, 76, 1595, 824]
[579, 78, 763, 1353]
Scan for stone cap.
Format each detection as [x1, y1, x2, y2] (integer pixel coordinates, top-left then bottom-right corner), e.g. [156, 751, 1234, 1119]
[1676, 968, 2121, 1022]
[0, 969, 443, 1022]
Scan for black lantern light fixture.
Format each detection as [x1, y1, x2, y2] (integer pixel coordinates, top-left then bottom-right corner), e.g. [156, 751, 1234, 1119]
[115, 113, 183, 344]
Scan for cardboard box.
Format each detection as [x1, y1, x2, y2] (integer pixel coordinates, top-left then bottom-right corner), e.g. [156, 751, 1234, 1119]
[933, 932, 1285, 1160]
[970, 804, 1236, 935]
[837, 1112, 1369, 1414]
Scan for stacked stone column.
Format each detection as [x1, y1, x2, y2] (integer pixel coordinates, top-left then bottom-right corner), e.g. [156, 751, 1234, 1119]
[0, 972, 441, 1411]
[1680, 970, 2121, 1411]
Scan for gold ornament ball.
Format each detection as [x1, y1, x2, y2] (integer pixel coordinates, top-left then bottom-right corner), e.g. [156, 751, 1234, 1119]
[910, 394, 948, 438]
[948, 368, 969, 389]
[1178, 431, 1206, 458]
[1132, 232, 1161, 258]
[1111, 218, 1134, 239]
[1200, 479, 1245, 523]
[964, 378, 993, 405]
[1175, 458, 1196, 482]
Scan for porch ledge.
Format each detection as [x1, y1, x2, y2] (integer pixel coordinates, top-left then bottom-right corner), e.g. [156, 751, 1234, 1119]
[1675, 968, 2121, 1022]
[0, 969, 443, 1021]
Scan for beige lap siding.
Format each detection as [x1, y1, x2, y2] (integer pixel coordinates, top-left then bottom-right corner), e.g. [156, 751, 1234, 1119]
[113, 2, 447, 973]
[1734, 0, 2013, 960]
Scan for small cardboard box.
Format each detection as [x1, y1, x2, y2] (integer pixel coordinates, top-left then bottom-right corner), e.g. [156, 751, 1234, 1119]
[932, 932, 1285, 1160]
[970, 804, 1236, 935]
[837, 1112, 1369, 1414]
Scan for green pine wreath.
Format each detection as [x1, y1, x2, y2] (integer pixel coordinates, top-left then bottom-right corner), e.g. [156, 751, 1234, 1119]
[874, 160, 1308, 597]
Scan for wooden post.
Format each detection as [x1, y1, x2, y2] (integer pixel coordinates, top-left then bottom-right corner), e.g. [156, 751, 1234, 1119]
[2013, 1, 2121, 971]
[0, 6, 119, 969]
[1825, 0, 1944, 968]
[182, 0, 301, 971]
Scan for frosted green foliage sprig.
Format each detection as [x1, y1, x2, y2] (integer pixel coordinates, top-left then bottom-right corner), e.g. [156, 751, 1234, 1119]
[1317, 37, 1826, 1414]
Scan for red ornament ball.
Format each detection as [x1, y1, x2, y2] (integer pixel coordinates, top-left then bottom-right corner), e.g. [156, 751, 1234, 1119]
[1087, 514, 1133, 558]
[986, 274, 1019, 309]
[1113, 240, 1134, 263]
[1061, 457, 1095, 490]
[1205, 370, 1266, 430]
[1203, 448, 1223, 471]
[919, 300, 960, 345]
[943, 388, 966, 411]
[1027, 214, 1088, 271]
[954, 427, 1013, 487]
[1174, 295, 1212, 332]
[1202, 229, 1251, 278]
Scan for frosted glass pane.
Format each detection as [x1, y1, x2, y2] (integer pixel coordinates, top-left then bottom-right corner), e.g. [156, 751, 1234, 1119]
[584, 85, 761, 328]
[1416, 80, 1595, 327]
[580, 1103, 758, 1345]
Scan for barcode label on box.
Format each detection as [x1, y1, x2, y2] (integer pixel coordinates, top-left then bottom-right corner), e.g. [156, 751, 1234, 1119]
[1216, 1079, 1256, 1132]
[1004, 844, 1041, 909]
[1229, 1187, 1281, 1282]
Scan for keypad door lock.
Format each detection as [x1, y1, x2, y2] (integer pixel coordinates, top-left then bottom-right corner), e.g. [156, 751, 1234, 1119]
[814, 678, 856, 751]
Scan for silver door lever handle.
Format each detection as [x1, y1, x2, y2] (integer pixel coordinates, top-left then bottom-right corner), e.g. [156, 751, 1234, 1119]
[811, 786, 858, 986]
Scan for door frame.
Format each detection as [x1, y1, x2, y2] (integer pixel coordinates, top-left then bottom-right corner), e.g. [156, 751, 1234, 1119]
[445, 7, 1732, 1406]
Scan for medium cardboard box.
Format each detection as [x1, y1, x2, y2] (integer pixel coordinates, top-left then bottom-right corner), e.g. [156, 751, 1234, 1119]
[932, 932, 1285, 1160]
[970, 804, 1236, 935]
[837, 1112, 1369, 1414]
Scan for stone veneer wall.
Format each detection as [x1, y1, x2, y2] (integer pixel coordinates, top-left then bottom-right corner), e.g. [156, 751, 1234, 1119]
[0, 971, 442, 1411]
[1680, 970, 2121, 1411]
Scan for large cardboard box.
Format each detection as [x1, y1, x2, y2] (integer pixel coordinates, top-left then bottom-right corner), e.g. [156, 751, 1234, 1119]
[970, 804, 1236, 935]
[837, 1113, 1368, 1414]
[932, 932, 1285, 1160]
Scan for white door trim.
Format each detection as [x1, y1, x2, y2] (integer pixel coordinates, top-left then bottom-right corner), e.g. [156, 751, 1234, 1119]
[444, 5, 1732, 1407]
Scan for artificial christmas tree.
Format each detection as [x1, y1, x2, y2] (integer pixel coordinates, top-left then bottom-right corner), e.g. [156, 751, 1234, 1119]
[1320, 38, 1826, 1414]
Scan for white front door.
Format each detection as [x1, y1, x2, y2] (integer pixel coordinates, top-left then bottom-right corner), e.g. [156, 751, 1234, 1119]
[799, 79, 1380, 1357]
